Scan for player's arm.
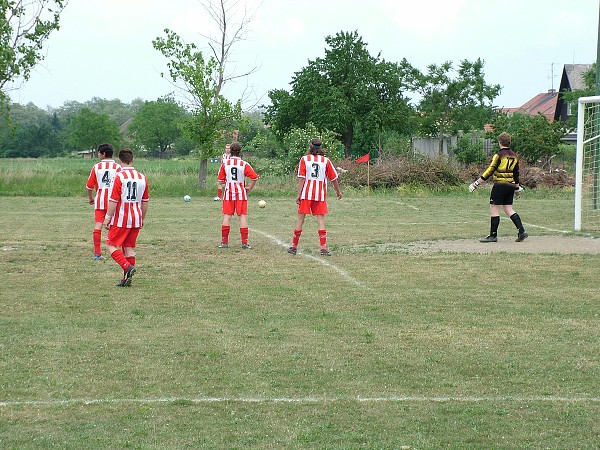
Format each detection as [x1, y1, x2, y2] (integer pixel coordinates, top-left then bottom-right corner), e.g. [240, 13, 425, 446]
[86, 172, 96, 204]
[217, 165, 227, 188]
[246, 178, 257, 193]
[103, 200, 118, 229]
[513, 160, 520, 187]
[480, 154, 500, 182]
[86, 187, 95, 205]
[330, 178, 342, 199]
[141, 200, 149, 226]
[296, 176, 305, 204]
[244, 165, 259, 194]
[470, 154, 500, 191]
[325, 161, 341, 199]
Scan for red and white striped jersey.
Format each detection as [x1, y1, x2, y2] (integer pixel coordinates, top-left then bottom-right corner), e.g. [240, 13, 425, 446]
[109, 167, 149, 228]
[86, 159, 121, 210]
[218, 157, 259, 201]
[298, 154, 338, 201]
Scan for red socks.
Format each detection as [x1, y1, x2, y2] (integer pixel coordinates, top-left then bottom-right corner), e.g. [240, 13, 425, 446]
[240, 227, 249, 245]
[318, 229, 327, 249]
[93, 229, 102, 255]
[292, 229, 302, 248]
[221, 225, 230, 244]
[110, 249, 130, 271]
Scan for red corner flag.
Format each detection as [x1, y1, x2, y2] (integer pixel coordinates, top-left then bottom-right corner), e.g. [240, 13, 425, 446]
[355, 153, 370, 164]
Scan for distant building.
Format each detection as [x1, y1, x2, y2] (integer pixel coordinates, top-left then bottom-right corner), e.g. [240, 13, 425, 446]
[554, 63, 593, 121]
[503, 64, 592, 123]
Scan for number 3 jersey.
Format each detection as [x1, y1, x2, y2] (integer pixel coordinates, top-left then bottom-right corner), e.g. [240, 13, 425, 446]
[298, 154, 339, 201]
[218, 157, 259, 201]
[109, 167, 149, 228]
[86, 159, 121, 210]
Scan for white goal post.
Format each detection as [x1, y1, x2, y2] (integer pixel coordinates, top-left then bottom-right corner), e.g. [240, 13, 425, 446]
[575, 96, 600, 231]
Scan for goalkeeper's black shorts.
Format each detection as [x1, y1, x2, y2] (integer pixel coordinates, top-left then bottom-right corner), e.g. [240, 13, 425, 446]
[489, 183, 516, 205]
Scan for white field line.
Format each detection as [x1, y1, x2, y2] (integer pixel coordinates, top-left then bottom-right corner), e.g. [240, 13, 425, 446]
[391, 222, 471, 225]
[3, 395, 600, 407]
[522, 222, 570, 234]
[472, 211, 572, 234]
[392, 202, 421, 211]
[250, 229, 367, 289]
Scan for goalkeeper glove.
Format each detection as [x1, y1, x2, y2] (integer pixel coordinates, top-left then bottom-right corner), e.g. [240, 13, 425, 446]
[468, 180, 479, 193]
[515, 185, 524, 199]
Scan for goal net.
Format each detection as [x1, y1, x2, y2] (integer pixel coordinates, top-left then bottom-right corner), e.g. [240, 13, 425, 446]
[575, 96, 600, 231]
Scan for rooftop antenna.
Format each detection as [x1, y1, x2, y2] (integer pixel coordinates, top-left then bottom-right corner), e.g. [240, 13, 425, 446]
[548, 62, 558, 91]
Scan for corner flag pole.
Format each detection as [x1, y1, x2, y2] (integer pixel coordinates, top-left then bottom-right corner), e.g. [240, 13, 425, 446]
[367, 158, 370, 192]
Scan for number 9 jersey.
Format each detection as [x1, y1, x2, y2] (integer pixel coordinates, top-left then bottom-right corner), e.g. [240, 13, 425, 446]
[218, 157, 259, 201]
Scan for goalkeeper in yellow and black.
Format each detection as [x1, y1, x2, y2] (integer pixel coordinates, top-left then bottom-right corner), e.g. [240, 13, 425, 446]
[469, 132, 528, 243]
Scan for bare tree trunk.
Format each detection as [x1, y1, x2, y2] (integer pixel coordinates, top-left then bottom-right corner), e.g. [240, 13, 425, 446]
[199, 158, 208, 188]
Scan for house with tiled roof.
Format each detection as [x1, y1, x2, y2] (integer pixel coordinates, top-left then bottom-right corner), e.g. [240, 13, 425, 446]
[514, 89, 559, 121]
[503, 64, 592, 123]
[554, 63, 593, 121]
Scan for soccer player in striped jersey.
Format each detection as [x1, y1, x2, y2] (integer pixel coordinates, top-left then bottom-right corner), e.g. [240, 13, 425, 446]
[214, 143, 232, 201]
[469, 132, 528, 243]
[217, 142, 259, 249]
[85, 143, 121, 261]
[288, 138, 342, 256]
[102, 148, 149, 287]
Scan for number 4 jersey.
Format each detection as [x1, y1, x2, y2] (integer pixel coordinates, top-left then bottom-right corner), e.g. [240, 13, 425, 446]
[109, 167, 149, 228]
[86, 159, 121, 210]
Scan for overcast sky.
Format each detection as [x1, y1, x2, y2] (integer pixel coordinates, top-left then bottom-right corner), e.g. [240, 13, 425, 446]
[8, 0, 599, 111]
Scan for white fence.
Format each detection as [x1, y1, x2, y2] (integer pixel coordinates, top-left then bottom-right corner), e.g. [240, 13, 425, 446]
[411, 137, 494, 158]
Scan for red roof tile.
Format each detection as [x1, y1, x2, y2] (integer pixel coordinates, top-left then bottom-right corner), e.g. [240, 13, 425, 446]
[514, 90, 558, 121]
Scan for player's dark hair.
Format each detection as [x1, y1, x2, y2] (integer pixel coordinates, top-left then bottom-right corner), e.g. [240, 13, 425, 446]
[498, 132, 512, 148]
[230, 142, 242, 156]
[309, 138, 324, 156]
[97, 143, 114, 158]
[119, 148, 134, 164]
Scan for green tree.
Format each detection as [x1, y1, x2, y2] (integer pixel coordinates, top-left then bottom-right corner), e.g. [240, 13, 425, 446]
[0, 102, 64, 157]
[265, 31, 413, 158]
[245, 126, 283, 159]
[489, 112, 565, 164]
[410, 58, 501, 154]
[1, 0, 68, 112]
[128, 97, 186, 158]
[153, 29, 242, 186]
[83, 97, 137, 128]
[282, 124, 342, 174]
[66, 108, 122, 153]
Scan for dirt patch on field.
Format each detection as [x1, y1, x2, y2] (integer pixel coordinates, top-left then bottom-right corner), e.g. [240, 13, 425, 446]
[398, 235, 600, 254]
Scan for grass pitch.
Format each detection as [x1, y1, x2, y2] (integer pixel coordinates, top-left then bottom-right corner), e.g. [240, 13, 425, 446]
[1, 193, 600, 449]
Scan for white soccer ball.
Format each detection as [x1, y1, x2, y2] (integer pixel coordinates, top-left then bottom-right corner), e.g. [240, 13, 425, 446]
[183, 195, 191, 202]
[258, 200, 266, 208]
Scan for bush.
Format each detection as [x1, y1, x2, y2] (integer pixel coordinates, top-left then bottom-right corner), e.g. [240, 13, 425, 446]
[282, 124, 342, 174]
[452, 133, 487, 165]
[335, 155, 462, 189]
